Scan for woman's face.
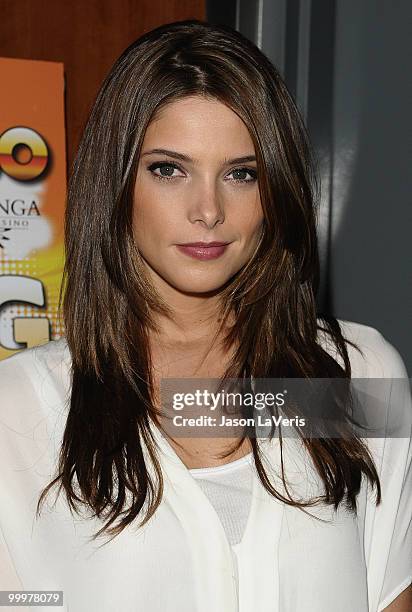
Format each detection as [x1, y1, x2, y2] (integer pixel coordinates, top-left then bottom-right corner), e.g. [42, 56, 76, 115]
[133, 95, 264, 295]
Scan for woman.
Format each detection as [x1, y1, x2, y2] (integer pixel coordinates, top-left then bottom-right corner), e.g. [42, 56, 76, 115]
[0, 19, 411, 612]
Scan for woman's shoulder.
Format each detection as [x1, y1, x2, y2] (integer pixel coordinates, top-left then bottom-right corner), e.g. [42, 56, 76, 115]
[317, 317, 409, 379]
[0, 337, 71, 429]
[0, 336, 71, 384]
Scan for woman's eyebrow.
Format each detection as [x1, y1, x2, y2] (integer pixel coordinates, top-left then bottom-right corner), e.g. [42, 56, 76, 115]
[141, 148, 256, 165]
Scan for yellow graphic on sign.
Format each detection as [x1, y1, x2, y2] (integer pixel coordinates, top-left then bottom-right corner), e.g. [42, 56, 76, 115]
[0, 57, 66, 360]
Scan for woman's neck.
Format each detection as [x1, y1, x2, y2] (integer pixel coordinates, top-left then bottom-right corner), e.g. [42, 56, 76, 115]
[148, 312, 248, 470]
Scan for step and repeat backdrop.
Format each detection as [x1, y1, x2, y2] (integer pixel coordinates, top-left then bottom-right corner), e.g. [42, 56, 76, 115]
[0, 57, 66, 361]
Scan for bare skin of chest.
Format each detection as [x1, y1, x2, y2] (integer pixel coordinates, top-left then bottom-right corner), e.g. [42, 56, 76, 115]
[150, 338, 252, 469]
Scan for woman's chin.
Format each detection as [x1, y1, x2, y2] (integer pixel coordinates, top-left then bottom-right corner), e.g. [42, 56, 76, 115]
[165, 274, 234, 296]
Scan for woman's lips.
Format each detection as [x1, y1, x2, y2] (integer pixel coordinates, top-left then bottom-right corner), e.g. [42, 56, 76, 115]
[176, 242, 230, 260]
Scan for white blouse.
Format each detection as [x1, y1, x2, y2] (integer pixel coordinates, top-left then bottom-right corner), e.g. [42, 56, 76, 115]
[188, 452, 255, 608]
[0, 319, 411, 611]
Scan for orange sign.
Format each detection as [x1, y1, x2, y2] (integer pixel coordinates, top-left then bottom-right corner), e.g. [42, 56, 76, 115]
[0, 57, 66, 359]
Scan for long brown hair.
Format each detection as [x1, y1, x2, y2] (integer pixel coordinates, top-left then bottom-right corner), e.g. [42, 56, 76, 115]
[38, 19, 381, 539]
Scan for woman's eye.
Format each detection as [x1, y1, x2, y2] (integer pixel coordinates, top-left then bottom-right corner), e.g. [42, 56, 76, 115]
[147, 162, 257, 184]
[226, 167, 258, 184]
[148, 162, 184, 181]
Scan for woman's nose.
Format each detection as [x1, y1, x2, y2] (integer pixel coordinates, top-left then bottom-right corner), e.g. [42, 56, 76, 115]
[187, 180, 225, 229]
